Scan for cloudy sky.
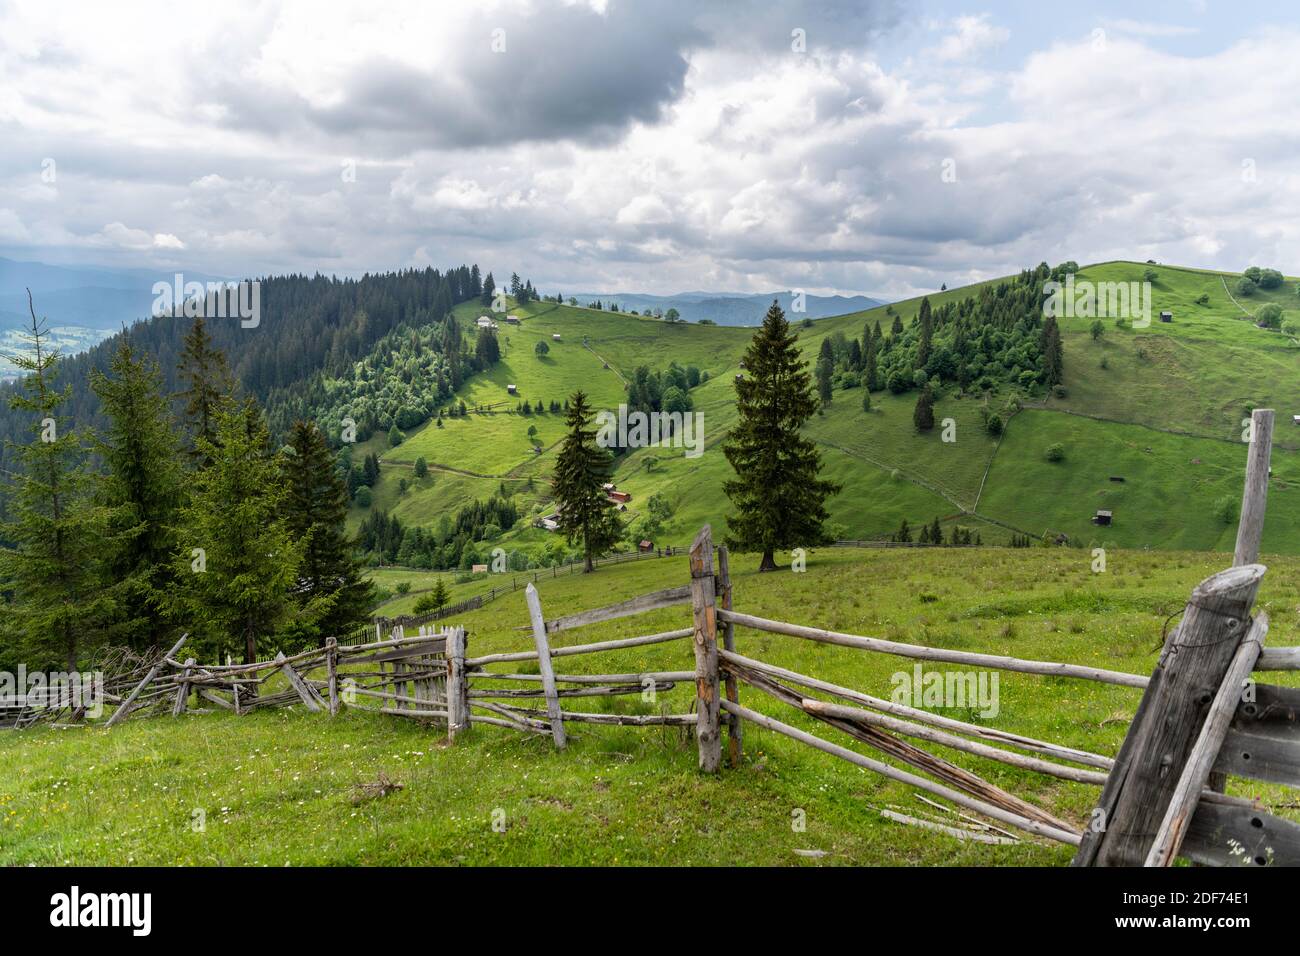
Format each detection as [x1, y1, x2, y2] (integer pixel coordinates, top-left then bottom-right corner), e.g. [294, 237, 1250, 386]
[0, 0, 1297, 299]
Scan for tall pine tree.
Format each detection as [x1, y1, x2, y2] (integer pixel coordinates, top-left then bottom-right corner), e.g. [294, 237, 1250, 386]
[176, 316, 232, 465]
[171, 399, 301, 663]
[723, 301, 841, 572]
[91, 338, 186, 650]
[281, 420, 374, 643]
[0, 293, 108, 668]
[552, 391, 621, 572]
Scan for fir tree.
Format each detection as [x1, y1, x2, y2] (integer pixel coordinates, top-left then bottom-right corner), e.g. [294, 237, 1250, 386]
[913, 385, 936, 431]
[722, 301, 841, 572]
[917, 296, 933, 370]
[552, 390, 621, 572]
[895, 518, 912, 543]
[0, 293, 108, 669]
[480, 271, 495, 307]
[171, 400, 301, 663]
[929, 516, 942, 544]
[1040, 315, 1064, 385]
[91, 338, 186, 650]
[282, 420, 374, 644]
[176, 316, 232, 465]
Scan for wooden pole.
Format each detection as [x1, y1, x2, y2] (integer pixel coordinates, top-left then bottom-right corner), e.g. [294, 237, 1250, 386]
[326, 637, 339, 716]
[1078, 563, 1265, 867]
[525, 583, 567, 750]
[717, 544, 742, 767]
[1145, 612, 1269, 866]
[105, 633, 188, 727]
[688, 525, 721, 773]
[446, 626, 469, 741]
[1234, 408, 1274, 567]
[171, 658, 195, 717]
[277, 652, 324, 712]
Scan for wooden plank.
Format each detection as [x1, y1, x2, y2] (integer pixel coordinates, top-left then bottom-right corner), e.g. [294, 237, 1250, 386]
[1234, 408, 1274, 567]
[1085, 564, 1265, 867]
[464, 628, 692, 667]
[688, 525, 721, 773]
[1145, 613, 1269, 866]
[1214, 725, 1300, 787]
[277, 652, 325, 712]
[326, 637, 339, 716]
[1181, 801, 1300, 867]
[446, 626, 469, 741]
[1235, 681, 1300, 726]
[1256, 646, 1300, 671]
[370, 639, 446, 662]
[198, 688, 234, 710]
[717, 544, 742, 768]
[718, 608, 1147, 688]
[171, 658, 195, 717]
[526, 586, 692, 634]
[105, 633, 188, 727]
[525, 584, 567, 750]
[881, 809, 1019, 846]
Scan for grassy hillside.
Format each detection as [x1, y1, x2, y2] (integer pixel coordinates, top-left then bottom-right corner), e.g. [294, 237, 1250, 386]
[3, 543, 1298, 865]
[350, 260, 1300, 568]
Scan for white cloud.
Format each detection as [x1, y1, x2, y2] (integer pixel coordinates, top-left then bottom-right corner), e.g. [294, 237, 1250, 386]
[0, 0, 1294, 302]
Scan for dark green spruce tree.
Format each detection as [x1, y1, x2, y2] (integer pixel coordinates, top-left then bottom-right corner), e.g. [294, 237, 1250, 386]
[0, 293, 108, 668]
[913, 385, 935, 431]
[91, 338, 186, 650]
[722, 300, 841, 572]
[176, 316, 232, 465]
[281, 420, 375, 644]
[553, 390, 622, 572]
[170, 400, 301, 663]
[917, 296, 933, 370]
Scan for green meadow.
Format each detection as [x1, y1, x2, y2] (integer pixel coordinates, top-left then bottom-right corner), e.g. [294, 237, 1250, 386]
[3, 543, 1297, 865]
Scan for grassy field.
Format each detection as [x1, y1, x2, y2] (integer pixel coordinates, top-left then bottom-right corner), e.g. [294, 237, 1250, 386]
[3, 543, 1298, 866]
[346, 260, 1300, 559]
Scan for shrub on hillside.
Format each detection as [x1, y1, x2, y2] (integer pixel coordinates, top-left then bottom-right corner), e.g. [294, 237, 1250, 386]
[1236, 276, 1258, 297]
[1255, 303, 1283, 330]
[355, 486, 373, 508]
[1045, 443, 1065, 462]
[985, 413, 1003, 436]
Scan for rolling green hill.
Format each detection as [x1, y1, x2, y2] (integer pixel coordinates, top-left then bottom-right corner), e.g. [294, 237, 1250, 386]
[350, 260, 1300, 572]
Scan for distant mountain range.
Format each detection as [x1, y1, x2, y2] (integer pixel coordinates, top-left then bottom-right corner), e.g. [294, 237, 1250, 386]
[0, 256, 228, 333]
[567, 290, 886, 326]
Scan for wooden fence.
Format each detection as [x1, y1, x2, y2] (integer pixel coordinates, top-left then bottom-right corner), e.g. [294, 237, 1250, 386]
[50, 410, 1300, 866]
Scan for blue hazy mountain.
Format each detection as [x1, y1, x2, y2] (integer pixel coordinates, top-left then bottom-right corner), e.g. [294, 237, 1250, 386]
[0, 256, 228, 332]
[567, 290, 886, 326]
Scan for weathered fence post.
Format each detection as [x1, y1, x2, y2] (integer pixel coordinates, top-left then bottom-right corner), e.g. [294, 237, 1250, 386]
[446, 626, 469, 741]
[717, 544, 742, 767]
[326, 637, 339, 716]
[1074, 563, 1266, 866]
[525, 583, 567, 750]
[1234, 408, 1273, 567]
[171, 658, 195, 717]
[688, 525, 721, 773]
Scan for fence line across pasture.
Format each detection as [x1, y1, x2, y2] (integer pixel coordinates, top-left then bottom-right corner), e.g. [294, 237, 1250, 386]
[15, 410, 1300, 867]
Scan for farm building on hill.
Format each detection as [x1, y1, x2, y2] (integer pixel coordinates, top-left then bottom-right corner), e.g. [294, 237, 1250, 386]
[471, 563, 489, 574]
[1160, 311, 1173, 323]
[507, 384, 517, 395]
[608, 490, 632, 504]
[476, 315, 499, 331]
[505, 315, 521, 325]
[1093, 510, 1113, 526]
[639, 540, 655, 553]
[552, 333, 562, 341]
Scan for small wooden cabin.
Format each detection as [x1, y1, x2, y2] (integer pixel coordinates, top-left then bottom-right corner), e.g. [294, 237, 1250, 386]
[1093, 510, 1113, 526]
[1160, 311, 1173, 323]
